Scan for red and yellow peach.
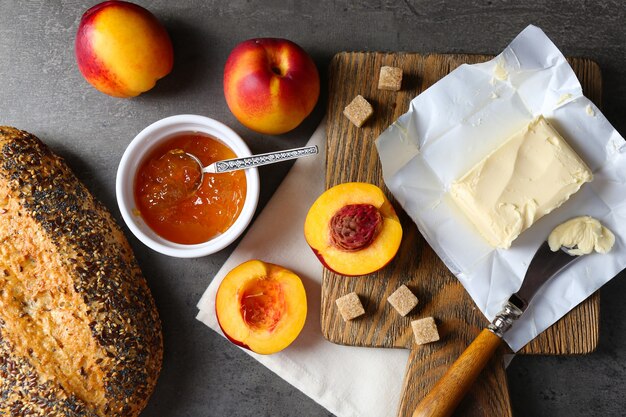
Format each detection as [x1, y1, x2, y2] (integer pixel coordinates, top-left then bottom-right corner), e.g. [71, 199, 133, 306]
[223, 38, 320, 135]
[75, 1, 174, 98]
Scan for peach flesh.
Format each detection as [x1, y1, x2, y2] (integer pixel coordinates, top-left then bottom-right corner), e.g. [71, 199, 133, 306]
[215, 260, 307, 354]
[303, 182, 403, 276]
[240, 279, 286, 332]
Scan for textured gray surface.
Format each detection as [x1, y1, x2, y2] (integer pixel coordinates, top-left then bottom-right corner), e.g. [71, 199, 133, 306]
[1, 1, 625, 416]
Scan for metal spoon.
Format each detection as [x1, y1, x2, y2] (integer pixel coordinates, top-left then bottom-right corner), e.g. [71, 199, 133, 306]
[178, 144, 318, 189]
[189, 144, 318, 174]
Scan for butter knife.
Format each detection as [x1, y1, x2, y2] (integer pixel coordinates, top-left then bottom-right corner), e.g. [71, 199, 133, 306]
[412, 241, 579, 417]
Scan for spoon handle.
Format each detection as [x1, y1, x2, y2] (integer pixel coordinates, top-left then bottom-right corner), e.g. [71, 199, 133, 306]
[204, 145, 319, 173]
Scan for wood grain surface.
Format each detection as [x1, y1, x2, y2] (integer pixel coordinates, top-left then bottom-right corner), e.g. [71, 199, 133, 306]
[321, 52, 601, 417]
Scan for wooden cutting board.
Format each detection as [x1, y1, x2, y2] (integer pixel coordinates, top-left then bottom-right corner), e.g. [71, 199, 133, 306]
[321, 52, 601, 417]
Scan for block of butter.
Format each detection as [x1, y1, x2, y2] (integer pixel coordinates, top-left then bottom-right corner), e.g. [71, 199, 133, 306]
[450, 116, 593, 248]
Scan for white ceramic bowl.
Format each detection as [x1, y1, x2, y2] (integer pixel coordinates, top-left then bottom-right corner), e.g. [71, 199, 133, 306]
[116, 114, 259, 258]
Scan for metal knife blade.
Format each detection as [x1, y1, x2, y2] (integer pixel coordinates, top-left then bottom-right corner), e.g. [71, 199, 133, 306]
[508, 241, 579, 312]
[488, 241, 579, 337]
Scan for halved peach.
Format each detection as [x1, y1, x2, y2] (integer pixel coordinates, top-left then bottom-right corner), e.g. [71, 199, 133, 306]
[215, 260, 307, 355]
[304, 182, 402, 276]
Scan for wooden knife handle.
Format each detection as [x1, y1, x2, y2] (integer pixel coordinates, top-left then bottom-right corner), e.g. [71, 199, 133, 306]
[412, 329, 502, 417]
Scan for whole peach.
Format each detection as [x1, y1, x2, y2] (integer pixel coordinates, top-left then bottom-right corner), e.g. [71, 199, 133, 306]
[75, 1, 173, 98]
[223, 38, 320, 135]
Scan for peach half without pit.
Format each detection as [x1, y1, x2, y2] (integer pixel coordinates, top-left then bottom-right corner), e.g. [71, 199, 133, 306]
[215, 260, 307, 355]
[304, 182, 403, 276]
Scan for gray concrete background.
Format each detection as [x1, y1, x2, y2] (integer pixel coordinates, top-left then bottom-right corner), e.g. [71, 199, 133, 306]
[1, 1, 625, 416]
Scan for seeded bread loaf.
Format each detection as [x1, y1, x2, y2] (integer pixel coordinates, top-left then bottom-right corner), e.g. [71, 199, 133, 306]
[0, 127, 162, 417]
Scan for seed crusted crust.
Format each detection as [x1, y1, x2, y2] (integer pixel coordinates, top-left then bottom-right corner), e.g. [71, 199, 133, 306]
[0, 127, 162, 417]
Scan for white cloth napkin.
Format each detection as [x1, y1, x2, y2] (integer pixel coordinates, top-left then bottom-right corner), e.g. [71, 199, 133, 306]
[196, 120, 410, 417]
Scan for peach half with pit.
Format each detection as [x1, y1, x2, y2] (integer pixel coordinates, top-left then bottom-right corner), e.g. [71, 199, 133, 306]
[215, 260, 307, 355]
[304, 182, 403, 276]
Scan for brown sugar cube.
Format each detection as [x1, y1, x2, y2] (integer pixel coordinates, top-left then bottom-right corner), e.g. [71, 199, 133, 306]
[378, 66, 403, 91]
[343, 95, 373, 127]
[387, 284, 418, 317]
[335, 292, 365, 321]
[411, 317, 440, 345]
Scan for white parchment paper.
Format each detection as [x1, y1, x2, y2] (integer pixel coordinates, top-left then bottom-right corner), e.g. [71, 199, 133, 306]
[376, 25, 626, 352]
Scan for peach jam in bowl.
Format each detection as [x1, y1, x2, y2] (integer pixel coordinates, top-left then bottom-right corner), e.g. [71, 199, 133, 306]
[116, 115, 259, 257]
